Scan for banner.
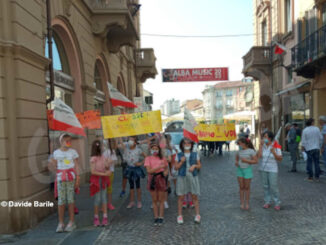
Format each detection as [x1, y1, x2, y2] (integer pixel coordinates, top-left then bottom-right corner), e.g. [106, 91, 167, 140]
[101, 110, 162, 139]
[195, 123, 236, 142]
[76, 110, 101, 129]
[162, 67, 228, 82]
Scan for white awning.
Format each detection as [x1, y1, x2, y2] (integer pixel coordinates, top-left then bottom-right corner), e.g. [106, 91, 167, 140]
[275, 81, 311, 96]
[223, 111, 256, 121]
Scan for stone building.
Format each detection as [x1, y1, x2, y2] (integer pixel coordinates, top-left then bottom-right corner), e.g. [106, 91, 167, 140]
[0, 0, 157, 233]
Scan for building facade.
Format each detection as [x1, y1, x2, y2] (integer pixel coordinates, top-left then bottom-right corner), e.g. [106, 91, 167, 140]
[160, 99, 180, 116]
[243, 0, 326, 144]
[202, 81, 256, 122]
[0, 0, 157, 233]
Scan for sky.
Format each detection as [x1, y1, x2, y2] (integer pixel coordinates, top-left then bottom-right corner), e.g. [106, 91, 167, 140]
[140, 0, 254, 110]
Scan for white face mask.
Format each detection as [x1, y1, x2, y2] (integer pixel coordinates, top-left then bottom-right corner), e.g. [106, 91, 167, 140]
[184, 146, 191, 150]
[128, 140, 135, 146]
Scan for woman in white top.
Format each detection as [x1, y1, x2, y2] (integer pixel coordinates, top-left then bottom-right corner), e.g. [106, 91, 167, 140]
[257, 131, 283, 211]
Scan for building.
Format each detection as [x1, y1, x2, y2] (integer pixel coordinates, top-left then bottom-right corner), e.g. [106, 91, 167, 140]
[160, 99, 180, 116]
[202, 81, 256, 122]
[243, 0, 326, 145]
[134, 89, 153, 112]
[180, 99, 203, 113]
[0, 0, 157, 233]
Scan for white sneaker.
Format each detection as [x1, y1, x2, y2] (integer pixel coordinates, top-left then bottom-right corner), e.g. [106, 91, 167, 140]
[194, 215, 201, 224]
[56, 223, 64, 233]
[177, 215, 184, 224]
[164, 201, 169, 209]
[64, 222, 76, 232]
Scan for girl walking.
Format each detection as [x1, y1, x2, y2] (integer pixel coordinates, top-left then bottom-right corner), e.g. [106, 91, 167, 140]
[235, 137, 258, 210]
[51, 133, 80, 232]
[144, 142, 169, 226]
[89, 140, 112, 226]
[175, 138, 202, 224]
[257, 131, 283, 210]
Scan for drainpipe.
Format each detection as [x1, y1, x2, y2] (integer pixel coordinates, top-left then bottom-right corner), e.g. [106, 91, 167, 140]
[46, 0, 54, 105]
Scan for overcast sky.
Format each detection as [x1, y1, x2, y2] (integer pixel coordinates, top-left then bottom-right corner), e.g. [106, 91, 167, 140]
[140, 0, 253, 109]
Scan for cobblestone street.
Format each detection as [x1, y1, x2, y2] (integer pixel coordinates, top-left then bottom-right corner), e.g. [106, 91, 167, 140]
[92, 151, 326, 245]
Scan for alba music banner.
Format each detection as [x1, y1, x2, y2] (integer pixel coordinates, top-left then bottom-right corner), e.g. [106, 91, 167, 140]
[101, 110, 162, 139]
[162, 67, 228, 82]
[195, 123, 237, 142]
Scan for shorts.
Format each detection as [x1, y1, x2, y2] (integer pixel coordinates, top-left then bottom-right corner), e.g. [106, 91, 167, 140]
[107, 173, 114, 194]
[57, 180, 75, 205]
[237, 167, 253, 179]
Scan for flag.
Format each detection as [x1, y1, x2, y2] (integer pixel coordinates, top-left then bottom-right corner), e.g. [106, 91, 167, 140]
[107, 82, 137, 108]
[183, 109, 199, 143]
[274, 42, 286, 55]
[52, 98, 86, 136]
[272, 126, 282, 149]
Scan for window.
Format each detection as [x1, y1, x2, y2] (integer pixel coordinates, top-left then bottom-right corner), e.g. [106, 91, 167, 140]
[47, 86, 72, 109]
[262, 20, 267, 46]
[322, 3, 326, 26]
[226, 90, 233, 96]
[216, 90, 223, 97]
[285, 0, 293, 33]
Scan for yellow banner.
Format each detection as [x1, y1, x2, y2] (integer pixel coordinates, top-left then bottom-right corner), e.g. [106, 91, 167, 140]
[101, 110, 162, 139]
[195, 123, 237, 141]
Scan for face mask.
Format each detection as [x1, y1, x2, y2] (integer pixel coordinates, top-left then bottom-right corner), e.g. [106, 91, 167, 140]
[151, 150, 159, 155]
[264, 138, 269, 144]
[184, 146, 191, 150]
[128, 140, 134, 146]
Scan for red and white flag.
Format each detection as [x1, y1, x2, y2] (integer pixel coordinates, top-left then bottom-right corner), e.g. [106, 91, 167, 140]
[183, 109, 199, 143]
[272, 126, 282, 149]
[274, 42, 287, 55]
[52, 98, 86, 136]
[107, 82, 137, 108]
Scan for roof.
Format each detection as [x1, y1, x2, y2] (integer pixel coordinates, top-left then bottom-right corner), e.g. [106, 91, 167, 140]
[180, 99, 203, 111]
[213, 81, 251, 89]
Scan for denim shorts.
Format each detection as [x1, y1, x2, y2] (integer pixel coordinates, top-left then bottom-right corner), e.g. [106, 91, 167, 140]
[237, 167, 253, 179]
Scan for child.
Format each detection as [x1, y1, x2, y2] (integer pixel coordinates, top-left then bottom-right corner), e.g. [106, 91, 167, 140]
[90, 140, 112, 226]
[235, 137, 258, 210]
[103, 139, 118, 210]
[52, 133, 80, 232]
[144, 142, 169, 226]
[175, 138, 202, 224]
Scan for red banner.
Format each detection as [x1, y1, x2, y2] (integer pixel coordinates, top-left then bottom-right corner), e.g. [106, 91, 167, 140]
[162, 67, 228, 82]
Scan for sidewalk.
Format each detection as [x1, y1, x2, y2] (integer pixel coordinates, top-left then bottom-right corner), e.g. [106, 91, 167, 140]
[0, 168, 127, 245]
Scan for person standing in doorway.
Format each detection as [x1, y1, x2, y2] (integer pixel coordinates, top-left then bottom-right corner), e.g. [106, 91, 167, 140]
[301, 118, 323, 182]
[285, 123, 298, 173]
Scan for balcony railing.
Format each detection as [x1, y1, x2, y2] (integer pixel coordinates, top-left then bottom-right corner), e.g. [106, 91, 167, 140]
[243, 47, 271, 73]
[135, 49, 157, 83]
[85, 0, 136, 14]
[291, 25, 326, 78]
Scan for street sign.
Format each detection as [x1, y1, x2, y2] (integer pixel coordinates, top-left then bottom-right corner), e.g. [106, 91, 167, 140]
[162, 67, 228, 82]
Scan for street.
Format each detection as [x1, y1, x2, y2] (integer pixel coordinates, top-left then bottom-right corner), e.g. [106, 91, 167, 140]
[93, 151, 326, 245]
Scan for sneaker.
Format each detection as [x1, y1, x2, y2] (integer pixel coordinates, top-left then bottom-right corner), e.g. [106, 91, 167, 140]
[107, 203, 115, 210]
[154, 218, 159, 226]
[127, 202, 135, 209]
[158, 218, 164, 226]
[194, 215, 201, 224]
[274, 206, 281, 211]
[164, 202, 169, 209]
[182, 201, 187, 209]
[93, 216, 100, 227]
[137, 201, 142, 209]
[305, 177, 313, 182]
[74, 206, 79, 215]
[177, 215, 184, 224]
[189, 201, 194, 208]
[263, 204, 271, 209]
[56, 223, 64, 233]
[64, 222, 76, 232]
[120, 190, 126, 198]
[101, 216, 108, 226]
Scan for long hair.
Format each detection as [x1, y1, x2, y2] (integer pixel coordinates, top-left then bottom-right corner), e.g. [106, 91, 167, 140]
[179, 138, 194, 153]
[237, 137, 255, 150]
[91, 140, 102, 157]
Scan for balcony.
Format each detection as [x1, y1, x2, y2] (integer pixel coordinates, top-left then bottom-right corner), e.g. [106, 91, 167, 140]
[242, 46, 271, 80]
[135, 48, 157, 83]
[84, 0, 139, 53]
[291, 25, 326, 78]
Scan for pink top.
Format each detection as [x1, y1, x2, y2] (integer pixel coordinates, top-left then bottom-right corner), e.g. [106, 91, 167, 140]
[90, 156, 108, 173]
[144, 156, 168, 173]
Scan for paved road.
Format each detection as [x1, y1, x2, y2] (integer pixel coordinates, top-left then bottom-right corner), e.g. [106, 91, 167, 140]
[94, 151, 326, 245]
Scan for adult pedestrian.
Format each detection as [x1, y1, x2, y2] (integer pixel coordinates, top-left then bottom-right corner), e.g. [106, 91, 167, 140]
[285, 123, 298, 172]
[257, 131, 283, 211]
[301, 118, 323, 182]
[319, 116, 326, 174]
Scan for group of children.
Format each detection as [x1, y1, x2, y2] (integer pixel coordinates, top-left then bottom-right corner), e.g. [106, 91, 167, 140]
[50, 132, 202, 232]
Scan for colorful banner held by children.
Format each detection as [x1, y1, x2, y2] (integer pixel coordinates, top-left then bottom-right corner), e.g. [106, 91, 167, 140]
[76, 110, 101, 129]
[195, 123, 236, 141]
[101, 110, 162, 139]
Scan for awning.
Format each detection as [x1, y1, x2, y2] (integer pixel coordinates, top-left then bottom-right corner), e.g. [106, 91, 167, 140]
[223, 111, 256, 121]
[275, 81, 311, 96]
